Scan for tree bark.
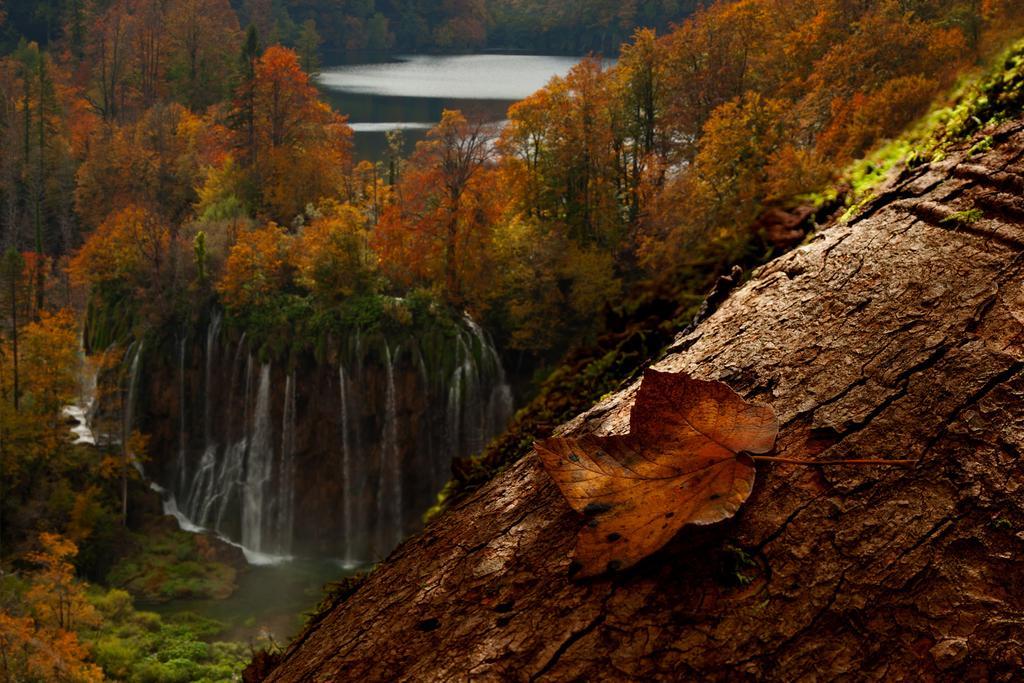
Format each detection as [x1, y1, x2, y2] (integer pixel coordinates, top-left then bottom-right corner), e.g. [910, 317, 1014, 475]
[265, 122, 1024, 681]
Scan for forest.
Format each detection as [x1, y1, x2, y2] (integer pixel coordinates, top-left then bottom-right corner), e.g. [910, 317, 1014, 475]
[1, 0, 700, 55]
[1, 0, 1023, 680]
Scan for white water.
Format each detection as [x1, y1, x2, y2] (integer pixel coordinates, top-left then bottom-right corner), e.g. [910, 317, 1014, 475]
[64, 405, 97, 444]
[348, 122, 434, 133]
[63, 347, 101, 445]
[241, 363, 274, 554]
[278, 373, 297, 555]
[376, 344, 402, 553]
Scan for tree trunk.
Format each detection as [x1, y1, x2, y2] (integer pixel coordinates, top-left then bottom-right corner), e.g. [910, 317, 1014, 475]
[263, 122, 1024, 681]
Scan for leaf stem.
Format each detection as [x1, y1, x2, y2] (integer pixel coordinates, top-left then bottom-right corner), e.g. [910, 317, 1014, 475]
[749, 456, 917, 466]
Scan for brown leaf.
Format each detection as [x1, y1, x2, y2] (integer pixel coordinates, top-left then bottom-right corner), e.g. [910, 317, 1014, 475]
[535, 370, 778, 577]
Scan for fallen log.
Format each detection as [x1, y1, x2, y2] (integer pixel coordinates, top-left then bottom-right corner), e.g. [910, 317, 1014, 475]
[263, 121, 1024, 681]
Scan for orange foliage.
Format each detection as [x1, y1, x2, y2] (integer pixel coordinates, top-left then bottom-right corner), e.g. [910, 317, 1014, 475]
[19, 309, 79, 420]
[0, 534, 103, 683]
[68, 204, 172, 289]
[237, 46, 353, 221]
[217, 222, 290, 310]
[373, 110, 502, 304]
[74, 104, 209, 228]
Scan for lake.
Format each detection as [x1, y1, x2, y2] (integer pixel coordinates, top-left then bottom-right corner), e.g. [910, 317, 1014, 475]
[317, 54, 585, 160]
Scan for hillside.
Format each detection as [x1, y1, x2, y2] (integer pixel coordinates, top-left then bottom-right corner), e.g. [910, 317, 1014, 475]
[256, 117, 1024, 681]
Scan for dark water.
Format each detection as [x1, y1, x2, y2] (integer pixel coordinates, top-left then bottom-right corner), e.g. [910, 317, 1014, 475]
[317, 54, 584, 160]
[147, 560, 361, 644]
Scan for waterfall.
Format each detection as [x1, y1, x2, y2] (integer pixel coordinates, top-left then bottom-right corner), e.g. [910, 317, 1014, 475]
[123, 342, 144, 479]
[277, 373, 297, 555]
[204, 311, 222, 445]
[446, 337, 466, 480]
[241, 363, 273, 553]
[150, 311, 514, 564]
[175, 337, 188, 492]
[63, 349, 100, 446]
[122, 341, 142, 441]
[339, 365, 356, 565]
[468, 317, 515, 441]
[376, 344, 402, 555]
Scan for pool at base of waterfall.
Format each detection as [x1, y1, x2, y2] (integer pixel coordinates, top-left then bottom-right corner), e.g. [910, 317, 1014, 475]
[143, 558, 360, 644]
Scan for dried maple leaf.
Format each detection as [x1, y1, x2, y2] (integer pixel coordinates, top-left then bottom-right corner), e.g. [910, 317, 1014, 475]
[535, 369, 779, 578]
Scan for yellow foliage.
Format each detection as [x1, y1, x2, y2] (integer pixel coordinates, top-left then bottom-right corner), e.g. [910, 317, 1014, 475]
[293, 204, 378, 304]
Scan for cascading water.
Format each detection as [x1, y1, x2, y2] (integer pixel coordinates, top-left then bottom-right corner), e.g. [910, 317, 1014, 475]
[376, 344, 402, 554]
[241, 363, 274, 554]
[132, 311, 514, 564]
[278, 373, 297, 555]
[175, 337, 188, 493]
[123, 341, 143, 445]
[339, 366, 356, 566]
[63, 348, 100, 446]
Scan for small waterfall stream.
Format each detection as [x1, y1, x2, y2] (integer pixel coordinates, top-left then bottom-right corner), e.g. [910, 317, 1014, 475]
[339, 366, 355, 565]
[241, 363, 274, 555]
[63, 348, 101, 446]
[123, 312, 514, 564]
[278, 373, 297, 555]
[376, 344, 402, 553]
[123, 341, 143, 444]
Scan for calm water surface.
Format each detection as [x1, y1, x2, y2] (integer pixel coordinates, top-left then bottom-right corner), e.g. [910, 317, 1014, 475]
[148, 560, 360, 643]
[318, 54, 584, 159]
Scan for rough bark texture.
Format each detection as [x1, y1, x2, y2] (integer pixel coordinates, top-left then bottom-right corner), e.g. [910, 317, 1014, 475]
[266, 123, 1024, 681]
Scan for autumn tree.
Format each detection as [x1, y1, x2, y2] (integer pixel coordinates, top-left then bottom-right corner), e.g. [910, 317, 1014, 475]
[25, 534, 101, 632]
[640, 93, 792, 274]
[85, 0, 135, 121]
[18, 308, 77, 423]
[502, 59, 623, 248]
[74, 103, 209, 230]
[230, 44, 352, 222]
[166, 0, 241, 109]
[293, 203, 378, 306]
[614, 28, 669, 222]
[0, 533, 103, 682]
[216, 221, 289, 310]
[68, 203, 190, 326]
[374, 110, 498, 304]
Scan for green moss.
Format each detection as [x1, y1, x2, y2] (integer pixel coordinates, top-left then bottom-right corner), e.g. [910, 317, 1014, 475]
[968, 135, 994, 156]
[990, 517, 1013, 531]
[84, 285, 138, 353]
[717, 544, 758, 587]
[941, 208, 984, 226]
[106, 526, 238, 603]
[217, 289, 462, 367]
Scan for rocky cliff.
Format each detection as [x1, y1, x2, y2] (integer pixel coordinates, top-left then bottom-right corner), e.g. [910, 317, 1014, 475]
[125, 311, 514, 561]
